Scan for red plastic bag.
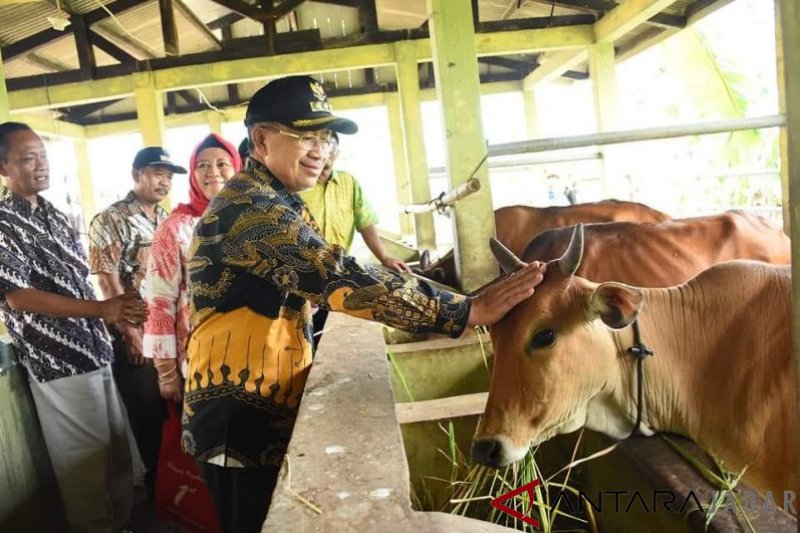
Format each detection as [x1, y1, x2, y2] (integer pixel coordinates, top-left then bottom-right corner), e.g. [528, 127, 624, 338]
[155, 402, 221, 532]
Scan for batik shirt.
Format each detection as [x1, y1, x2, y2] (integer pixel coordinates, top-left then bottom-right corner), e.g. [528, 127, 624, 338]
[297, 170, 378, 251]
[185, 159, 471, 468]
[88, 191, 168, 295]
[0, 188, 114, 382]
[143, 212, 197, 376]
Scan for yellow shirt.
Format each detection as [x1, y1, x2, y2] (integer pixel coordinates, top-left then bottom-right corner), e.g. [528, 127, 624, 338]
[298, 170, 378, 251]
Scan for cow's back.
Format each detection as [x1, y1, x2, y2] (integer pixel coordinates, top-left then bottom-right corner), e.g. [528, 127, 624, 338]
[522, 211, 791, 287]
[495, 200, 670, 256]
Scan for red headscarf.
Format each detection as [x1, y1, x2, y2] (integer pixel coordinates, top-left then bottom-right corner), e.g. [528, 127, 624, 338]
[172, 133, 242, 217]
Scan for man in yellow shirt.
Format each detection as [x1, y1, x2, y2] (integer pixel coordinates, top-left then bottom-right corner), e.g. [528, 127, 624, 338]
[299, 132, 410, 271]
[299, 132, 411, 347]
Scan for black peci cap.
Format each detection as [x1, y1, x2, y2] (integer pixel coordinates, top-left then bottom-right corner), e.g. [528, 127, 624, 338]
[132, 147, 187, 174]
[244, 76, 358, 134]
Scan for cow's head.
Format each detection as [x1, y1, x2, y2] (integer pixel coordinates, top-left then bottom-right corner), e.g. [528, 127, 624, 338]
[472, 224, 645, 468]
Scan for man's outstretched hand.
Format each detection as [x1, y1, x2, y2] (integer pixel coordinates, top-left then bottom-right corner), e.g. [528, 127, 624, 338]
[467, 262, 546, 328]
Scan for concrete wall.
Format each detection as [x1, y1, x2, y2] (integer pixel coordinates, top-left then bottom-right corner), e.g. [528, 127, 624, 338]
[0, 343, 66, 531]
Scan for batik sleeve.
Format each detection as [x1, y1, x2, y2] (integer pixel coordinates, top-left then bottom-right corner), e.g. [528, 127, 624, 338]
[143, 218, 183, 360]
[213, 200, 471, 338]
[87, 210, 123, 275]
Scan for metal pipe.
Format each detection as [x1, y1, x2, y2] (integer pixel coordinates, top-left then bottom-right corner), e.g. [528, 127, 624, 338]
[488, 114, 787, 157]
[403, 177, 481, 214]
[428, 150, 602, 176]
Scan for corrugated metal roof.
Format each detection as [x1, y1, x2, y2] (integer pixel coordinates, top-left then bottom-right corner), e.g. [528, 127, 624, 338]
[0, 3, 63, 44]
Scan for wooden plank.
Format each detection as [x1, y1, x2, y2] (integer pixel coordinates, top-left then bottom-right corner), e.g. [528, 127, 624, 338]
[159, 0, 180, 55]
[1, 0, 145, 62]
[88, 30, 137, 63]
[395, 392, 488, 424]
[1, 29, 70, 62]
[388, 331, 485, 354]
[72, 16, 96, 80]
[594, 0, 680, 42]
[552, 0, 685, 28]
[209, 0, 267, 21]
[358, 0, 378, 32]
[274, 0, 307, 20]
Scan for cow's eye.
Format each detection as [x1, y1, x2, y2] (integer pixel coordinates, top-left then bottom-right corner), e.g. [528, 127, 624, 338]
[530, 328, 556, 349]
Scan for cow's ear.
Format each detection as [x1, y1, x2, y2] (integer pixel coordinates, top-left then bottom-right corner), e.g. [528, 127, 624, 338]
[588, 282, 643, 329]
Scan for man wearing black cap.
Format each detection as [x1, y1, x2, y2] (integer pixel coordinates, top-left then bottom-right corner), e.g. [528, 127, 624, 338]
[89, 146, 186, 501]
[185, 75, 546, 532]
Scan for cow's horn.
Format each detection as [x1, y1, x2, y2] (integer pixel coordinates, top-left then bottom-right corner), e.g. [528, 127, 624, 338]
[558, 224, 584, 277]
[490, 238, 526, 273]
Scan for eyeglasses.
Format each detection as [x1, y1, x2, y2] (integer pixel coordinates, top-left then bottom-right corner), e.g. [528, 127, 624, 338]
[260, 126, 335, 152]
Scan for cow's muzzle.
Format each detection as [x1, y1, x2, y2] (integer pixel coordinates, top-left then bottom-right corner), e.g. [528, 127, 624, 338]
[471, 438, 510, 468]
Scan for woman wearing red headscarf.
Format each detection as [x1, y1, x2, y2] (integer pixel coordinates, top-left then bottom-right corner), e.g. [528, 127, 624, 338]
[143, 134, 242, 400]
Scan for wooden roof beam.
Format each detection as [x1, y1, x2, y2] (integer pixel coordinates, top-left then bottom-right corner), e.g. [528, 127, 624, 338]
[594, 0, 681, 42]
[274, 0, 307, 20]
[0, 0, 147, 62]
[88, 30, 137, 63]
[539, 0, 685, 28]
[159, 0, 180, 55]
[209, 0, 269, 21]
[522, 48, 587, 88]
[72, 16, 97, 79]
[24, 53, 72, 72]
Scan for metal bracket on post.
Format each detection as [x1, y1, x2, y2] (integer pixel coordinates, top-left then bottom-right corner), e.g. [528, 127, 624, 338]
[402, 150, 488, 215]
[403, 177, 482, 215]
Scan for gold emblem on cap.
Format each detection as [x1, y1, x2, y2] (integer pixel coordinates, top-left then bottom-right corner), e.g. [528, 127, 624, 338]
[310, 81, 327, 102]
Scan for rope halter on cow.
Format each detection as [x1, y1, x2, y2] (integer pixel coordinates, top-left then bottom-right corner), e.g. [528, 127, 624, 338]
[627, 320, 654, 437]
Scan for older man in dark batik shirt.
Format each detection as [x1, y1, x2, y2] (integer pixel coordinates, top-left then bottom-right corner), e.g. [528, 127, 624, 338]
[0, 122, 147, 532]
[184, 76, 546, 533]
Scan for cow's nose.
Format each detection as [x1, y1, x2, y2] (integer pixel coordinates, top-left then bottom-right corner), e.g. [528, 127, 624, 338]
[471, 438, 503, 468]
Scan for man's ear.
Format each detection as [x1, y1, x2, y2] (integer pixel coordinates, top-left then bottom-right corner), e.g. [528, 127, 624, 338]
[250, 128, 268, 159]
[588, 282, 643, 329]
[131, 169, 140, 183]
[0, 159, 8, 178]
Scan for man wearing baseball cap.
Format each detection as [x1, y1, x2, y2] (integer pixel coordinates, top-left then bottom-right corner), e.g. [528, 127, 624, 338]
[184, 75, 546, 532]
[89, 145, 186, 501]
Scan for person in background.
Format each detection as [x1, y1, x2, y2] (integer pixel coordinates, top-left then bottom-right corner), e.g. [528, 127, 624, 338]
[183, 75, 546, 533]
[238, 137, 251, 163]
[298, 131, 411, 348]
[0, 121, 147, 532]
[143, 134, 241, 401]
[88, 146, 186, 501]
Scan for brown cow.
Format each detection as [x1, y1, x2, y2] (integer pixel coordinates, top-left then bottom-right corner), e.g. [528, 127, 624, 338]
[472, 226, 796, 501]
[519, 210, 790, 287]
[417, 200, 669, 289]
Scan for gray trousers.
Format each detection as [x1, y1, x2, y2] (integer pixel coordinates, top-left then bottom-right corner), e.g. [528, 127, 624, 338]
[28, 364, 135, 533]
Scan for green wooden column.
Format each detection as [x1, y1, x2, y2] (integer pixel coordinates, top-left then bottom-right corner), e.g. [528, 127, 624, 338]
[73, 138, 97, 224]
[133, 72, 170, 210]
[427, 0, 496, 291]
[776, 0, 800, 492]
[588, 41, 620, 199]
[523, 87, 540, 139]
[386, 93, 414, 237]
[394, 41, 436, 251]
[0, 51, 10, 123]
[133, 72, 166, 147]
[207, 110, 223, 136]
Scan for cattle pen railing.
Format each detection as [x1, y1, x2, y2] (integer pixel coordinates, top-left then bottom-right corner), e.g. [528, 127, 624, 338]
[486, 114, 787, 156]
